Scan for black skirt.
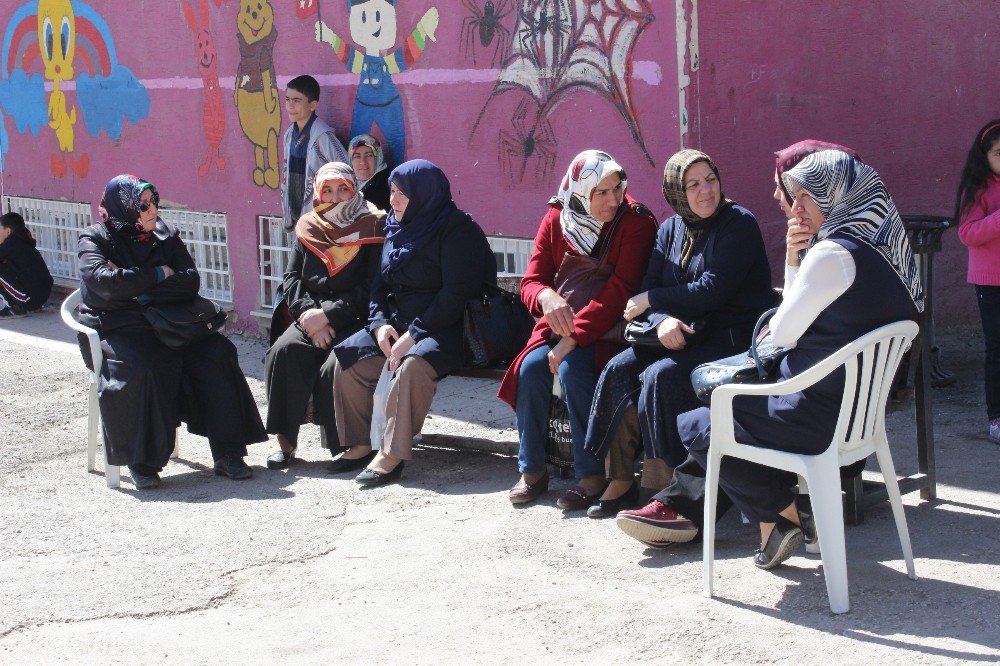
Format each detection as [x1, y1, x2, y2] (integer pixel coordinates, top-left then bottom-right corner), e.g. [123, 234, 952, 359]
[98, 331, 267, 468]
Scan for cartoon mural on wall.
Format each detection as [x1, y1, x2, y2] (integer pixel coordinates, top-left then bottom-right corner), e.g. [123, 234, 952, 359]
[314, 0, 439, 167]
[235, 0, 281, 188]
[183, 0, 226, 177]
[471, 0, 655, 184]
[0, 0, 150, 177]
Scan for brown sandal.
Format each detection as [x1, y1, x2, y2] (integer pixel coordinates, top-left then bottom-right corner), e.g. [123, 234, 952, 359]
[509, 473, 549, 505]
[556, 483, 607, 511]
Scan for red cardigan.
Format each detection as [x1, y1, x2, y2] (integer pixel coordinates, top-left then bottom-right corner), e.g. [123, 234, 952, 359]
[498, 197, 657, 409]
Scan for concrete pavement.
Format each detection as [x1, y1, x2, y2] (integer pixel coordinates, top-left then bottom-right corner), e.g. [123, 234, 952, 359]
[1, 303, 998, 664]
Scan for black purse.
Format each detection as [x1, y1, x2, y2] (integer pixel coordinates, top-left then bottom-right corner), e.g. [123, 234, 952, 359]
[142, 296, 228, 349]
[690, 308, 787, 404]
[463, 283, 536, 367]
[624, 316, 707, 348]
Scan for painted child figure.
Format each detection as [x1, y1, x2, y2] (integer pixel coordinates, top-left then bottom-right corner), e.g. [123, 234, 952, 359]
[315, 0, 439, 167]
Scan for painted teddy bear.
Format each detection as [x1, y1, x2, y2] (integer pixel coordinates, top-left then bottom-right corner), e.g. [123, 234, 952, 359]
[235, 0, 281, 188]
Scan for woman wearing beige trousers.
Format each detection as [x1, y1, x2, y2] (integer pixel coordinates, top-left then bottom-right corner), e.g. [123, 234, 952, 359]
[330, 160, 496, 486]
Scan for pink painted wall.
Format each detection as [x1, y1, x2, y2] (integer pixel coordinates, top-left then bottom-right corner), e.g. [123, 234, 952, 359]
[5, 1, 992, 329]
[0, 1, 677, 331]
[686, 0, 1000, 324]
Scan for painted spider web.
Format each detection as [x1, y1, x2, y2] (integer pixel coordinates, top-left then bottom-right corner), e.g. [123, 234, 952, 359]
[473, 0, 655, 167]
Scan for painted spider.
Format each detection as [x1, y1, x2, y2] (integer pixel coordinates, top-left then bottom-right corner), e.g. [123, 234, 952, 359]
[517, 1, 573, 69]
[498, 98, 558, 184]
[461, 0, 514, 67]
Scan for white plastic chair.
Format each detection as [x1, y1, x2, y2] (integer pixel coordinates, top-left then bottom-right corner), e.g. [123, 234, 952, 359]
[61, 289, 178, 488]
[703, 320, 919, 614]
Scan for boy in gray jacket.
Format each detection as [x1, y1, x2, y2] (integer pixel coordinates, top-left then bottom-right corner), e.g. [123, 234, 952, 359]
[281, 75, 349, 231]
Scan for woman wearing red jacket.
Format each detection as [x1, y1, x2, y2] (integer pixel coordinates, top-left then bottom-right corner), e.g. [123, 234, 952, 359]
[499, 150, 656, 507]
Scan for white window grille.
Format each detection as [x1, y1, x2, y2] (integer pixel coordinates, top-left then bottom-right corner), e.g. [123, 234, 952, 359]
[257, 215, 293, 311]
[488, 236, 534, 276]
[160, 208, 233, 304]
[1, 195, 92, 286]
[251, 227, 531, 313]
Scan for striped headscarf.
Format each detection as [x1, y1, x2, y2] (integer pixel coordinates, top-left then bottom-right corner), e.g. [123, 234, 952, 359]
[774, 140, 862, 207]
[782, 150, 923, 311]
[348, 134, 388, 189]
[550, 150, 627, 256]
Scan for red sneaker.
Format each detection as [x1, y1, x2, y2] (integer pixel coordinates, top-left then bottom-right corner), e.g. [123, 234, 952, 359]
[616, 500, 698, 545]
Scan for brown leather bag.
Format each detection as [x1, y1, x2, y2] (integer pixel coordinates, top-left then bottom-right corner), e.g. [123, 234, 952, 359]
[552, 210, 626, 343]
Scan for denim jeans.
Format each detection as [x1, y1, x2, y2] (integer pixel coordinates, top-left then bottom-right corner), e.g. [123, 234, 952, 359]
[976, 285, 1000, 420]
[515, 343, 603, 477]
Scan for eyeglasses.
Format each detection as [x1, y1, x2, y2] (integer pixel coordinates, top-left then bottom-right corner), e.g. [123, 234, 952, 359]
[139, 200, 158, 213]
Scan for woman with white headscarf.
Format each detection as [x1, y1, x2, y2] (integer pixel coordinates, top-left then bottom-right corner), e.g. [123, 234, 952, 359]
[499, 150, 657, 508]
[263, 162, 385, 469]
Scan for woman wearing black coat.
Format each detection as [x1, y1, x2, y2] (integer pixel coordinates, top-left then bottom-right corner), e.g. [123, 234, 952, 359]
[331, 160, 496, 486]
[263, 162, 385, 469]
[77, 175, 266, 489]
[581, 150, 775, 518]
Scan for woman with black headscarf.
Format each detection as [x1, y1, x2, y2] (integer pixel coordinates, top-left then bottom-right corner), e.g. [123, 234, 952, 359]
[331, 159, 496, 486]
[583, 149, 774, 518]
[77, 175, 267, 489]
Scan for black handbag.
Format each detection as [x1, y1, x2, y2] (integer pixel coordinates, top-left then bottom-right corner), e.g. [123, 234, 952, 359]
[624, 316, 707, 348]
[142, 296, 228, 349]
[690, 308, 787, 404]
[463, 283, 536, 367]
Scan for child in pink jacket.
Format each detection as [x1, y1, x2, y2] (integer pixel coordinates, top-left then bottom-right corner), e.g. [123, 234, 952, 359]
[957, 118, 1000, 443]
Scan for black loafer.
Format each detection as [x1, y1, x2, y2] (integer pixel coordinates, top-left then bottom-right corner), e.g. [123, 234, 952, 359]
[587, 481, 640, 518]
[356, 461, 404, 487]
[128, 467, 160, 490]
[753, 517, 803, 570]
[795, 495, 818, 545]
[266, 447, 297, 470]
[328, 450, 376, 474]
[214, 456, 253, 480]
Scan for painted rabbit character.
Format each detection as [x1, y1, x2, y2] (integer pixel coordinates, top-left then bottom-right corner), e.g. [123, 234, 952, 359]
[183, 0, 226, 176]
[235, 0, 281, 189]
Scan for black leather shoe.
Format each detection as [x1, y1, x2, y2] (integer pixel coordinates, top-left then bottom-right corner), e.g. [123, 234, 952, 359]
[753, 517, 803, 570]
[128, 467, 160, 490]
[266, 447, 297, 470]
[328, 450, 376, 474]
[587, 481, 640, 518]
[214, 456, 253, 480]
[355, 461, 404, 487]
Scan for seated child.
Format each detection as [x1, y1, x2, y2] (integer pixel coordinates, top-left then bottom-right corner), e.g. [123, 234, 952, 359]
[0, 212, 54, 317]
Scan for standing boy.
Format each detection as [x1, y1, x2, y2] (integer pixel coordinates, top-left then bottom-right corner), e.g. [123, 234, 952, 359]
[281, 74, 349, 231]
[0, 212, 54, 318]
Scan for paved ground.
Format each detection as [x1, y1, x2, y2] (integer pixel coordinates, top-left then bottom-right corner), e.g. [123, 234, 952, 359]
[1, 303, 998, 664]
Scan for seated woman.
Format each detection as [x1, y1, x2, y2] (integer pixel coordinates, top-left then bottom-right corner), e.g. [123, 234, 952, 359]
[617, 141, 865, 546]
[628, 148, 922, 567]
[582, 150, 775, 518]
[499, 150, 656, 508]
[263, 162, 385, 469]
[0, 212, 53, 318]
[332, 159, 496, 485]
[78, 175, 267, 489]
[349, 134, 391, 212]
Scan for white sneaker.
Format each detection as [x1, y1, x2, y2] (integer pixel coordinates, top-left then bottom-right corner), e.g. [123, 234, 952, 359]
[990, 419, 1000, 445]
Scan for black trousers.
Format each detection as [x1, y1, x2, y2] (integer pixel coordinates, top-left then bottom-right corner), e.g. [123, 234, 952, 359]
[263, 323, 348, 449]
